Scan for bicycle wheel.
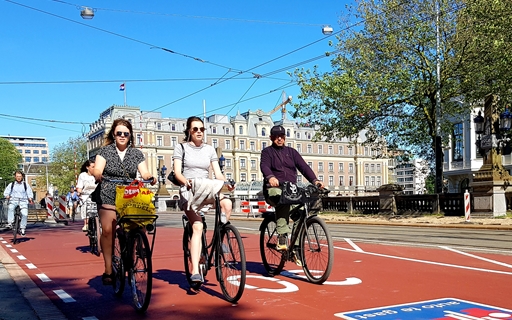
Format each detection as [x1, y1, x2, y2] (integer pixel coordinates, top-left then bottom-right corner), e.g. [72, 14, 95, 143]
[129, 229, 152, 313]
[300, 216, 334, 284]
[259, 217, 285, 276]
[12, 207, 21, 243]
[216, 223, 246, 303]
[113, 228, 125, 297]
[88, 217, 99, 256]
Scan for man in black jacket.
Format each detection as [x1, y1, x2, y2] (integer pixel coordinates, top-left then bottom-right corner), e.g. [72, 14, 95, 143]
[260, 125, 324, 251]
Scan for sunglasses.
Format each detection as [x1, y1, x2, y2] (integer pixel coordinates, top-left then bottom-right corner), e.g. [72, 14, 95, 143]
[192, 127, 206, 133]
[115, 131, 131, 137]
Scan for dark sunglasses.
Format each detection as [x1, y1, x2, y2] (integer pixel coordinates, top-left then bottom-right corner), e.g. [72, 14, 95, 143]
[115, 131, 131, 137]
[192, 127, 205, 132]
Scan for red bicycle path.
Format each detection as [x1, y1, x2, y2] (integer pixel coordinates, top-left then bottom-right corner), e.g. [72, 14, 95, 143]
[0, 221, 511, 320]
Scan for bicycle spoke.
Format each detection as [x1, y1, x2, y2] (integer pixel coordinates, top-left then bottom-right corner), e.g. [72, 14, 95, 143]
[217, 224, 246, 303]
[259, 218, 285, 276]
[301, 217, 334, 284]
[130, 230, 152, 312]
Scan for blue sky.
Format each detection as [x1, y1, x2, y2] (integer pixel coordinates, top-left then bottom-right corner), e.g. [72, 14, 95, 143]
[1, 0, 352, 150]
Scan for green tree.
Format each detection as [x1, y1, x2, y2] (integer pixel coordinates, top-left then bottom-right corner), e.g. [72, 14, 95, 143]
[48, 136, 87, 195]
[291, 0, 511, 163]
[0, 137, 22, 194]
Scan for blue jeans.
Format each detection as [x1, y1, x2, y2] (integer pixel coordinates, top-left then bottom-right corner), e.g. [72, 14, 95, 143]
[8, 200, 29, 229]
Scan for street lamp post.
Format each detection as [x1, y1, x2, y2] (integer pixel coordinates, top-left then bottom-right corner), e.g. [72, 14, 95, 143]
[471, 94, 511, 217]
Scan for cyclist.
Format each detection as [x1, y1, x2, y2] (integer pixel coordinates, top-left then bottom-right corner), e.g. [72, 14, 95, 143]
[76, 159, 98, 232]
[93, 118, 156, 286]
[3, 170, 34, 236]
[66, 186, 79, 218]
[260, 125, 324, 251]
[173, 116, 235, 284]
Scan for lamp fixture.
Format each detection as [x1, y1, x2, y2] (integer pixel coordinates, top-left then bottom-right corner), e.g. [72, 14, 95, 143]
[322, 25, 333, 35]
[80, 6, 94, 19]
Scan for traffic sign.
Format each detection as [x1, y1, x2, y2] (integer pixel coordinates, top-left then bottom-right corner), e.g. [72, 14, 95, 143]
[336, 298, 512, 319]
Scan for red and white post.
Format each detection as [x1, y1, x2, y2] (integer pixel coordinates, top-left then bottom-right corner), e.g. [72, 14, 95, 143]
[464, 189, 471, 222]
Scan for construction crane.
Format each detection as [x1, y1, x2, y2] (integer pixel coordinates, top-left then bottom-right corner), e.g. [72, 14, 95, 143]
[269, 91, 292, 121]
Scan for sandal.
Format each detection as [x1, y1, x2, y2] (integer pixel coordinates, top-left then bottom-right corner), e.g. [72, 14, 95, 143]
[102, 272, 114, 286]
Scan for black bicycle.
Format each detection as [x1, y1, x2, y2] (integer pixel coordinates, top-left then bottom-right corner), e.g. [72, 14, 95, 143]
[259, 183, 333, 284]
[182, 179, 246, 303]
[107, 178, 158, 313]
[8, 197, 28, 244]
[84, 199, 100, 256]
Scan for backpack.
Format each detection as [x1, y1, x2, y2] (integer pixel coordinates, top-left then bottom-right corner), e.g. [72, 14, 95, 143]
[8, 181, 27, 196]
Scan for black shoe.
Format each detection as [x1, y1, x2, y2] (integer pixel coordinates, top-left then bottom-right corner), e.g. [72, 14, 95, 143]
[102, 272, 115, 286]
[190, 273, 202, 283]
[277, 234, 288, 251]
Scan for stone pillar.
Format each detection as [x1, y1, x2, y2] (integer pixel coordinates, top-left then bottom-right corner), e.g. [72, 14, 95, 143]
[377, 184, 403, 214]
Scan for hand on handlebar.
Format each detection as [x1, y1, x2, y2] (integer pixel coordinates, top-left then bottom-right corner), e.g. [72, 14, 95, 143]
[315, 181, 325, 189]
[269, 177, 279, 187]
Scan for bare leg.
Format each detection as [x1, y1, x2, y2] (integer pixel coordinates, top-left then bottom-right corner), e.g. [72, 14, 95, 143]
[99, 204, 116, 275]
[219, 196, 233, 221]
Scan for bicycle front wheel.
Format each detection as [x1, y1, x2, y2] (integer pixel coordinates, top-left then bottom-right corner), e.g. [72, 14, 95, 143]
[129, 229, 152, 313]
[300, 216, 334, 284]
[12, 208, 21, 243]
[259, 217, 285, 276]
[113, 227, 125, 297]
[216, 223, 246, 303]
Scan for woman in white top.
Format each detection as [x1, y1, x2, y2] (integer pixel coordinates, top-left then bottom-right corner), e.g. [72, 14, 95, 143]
[173, 116, 235, 284]
[76, 159, 98, 232]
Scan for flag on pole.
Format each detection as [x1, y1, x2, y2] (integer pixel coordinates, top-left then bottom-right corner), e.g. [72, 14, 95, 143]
[119, 83, 125, 91]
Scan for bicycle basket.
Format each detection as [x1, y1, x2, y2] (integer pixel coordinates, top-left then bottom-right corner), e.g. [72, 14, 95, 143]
[115, 181, 156, 218]
[278, 182, 305, 205]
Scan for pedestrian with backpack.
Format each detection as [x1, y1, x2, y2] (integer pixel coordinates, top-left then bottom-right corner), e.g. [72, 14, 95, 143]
[3, 170, 34, 236]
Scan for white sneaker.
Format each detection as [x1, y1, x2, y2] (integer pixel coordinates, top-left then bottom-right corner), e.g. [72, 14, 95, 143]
[6, 223, 12, 229]
[220, 212, 227, 224]
[20, 229, 26, 236]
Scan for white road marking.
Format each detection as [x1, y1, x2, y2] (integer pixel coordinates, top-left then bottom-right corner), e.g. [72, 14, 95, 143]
[26, 263, 37, 269]
[345, 238, 364, 252]
[281, 270, 362, 286]
[243, 275, 299, 293]
[334, 246, 512, 275]
[36, 273, 52, 282]
[1, 240, 7, 244]
[5, 244, 12, 248]
[17, 255, 26, 260]
[53, 289, 76, 303]
[10, 249, 18, 253]
[440, 246, 512, 269]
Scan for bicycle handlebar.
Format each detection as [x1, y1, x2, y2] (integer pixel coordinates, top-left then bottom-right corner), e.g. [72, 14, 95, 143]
[102, 178, 155, 184]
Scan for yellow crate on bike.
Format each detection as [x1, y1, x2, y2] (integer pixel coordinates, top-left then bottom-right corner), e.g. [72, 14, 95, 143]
[115, 181, 156, 229]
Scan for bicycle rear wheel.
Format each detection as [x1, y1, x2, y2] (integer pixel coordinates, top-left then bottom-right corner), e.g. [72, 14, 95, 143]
[216, 223, 246, 303]
[259, 217, 285, 276]
[113, 227, 125, 297]
[300, 216, 334, 284]
[88, 217, 99, 256]
[12, 207, 21, 243]
[129, 229, 152, 313]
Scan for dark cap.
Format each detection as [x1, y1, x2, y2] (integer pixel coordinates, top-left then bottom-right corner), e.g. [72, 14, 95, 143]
[270, 125, 285, 136]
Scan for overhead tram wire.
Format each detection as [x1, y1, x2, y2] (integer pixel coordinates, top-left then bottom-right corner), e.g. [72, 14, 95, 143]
[0, 115, 83, 133]
[0, 113, 91, 125]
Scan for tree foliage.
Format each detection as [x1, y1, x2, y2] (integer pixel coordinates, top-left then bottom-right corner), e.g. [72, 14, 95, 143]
[48, 136, 87, 195]
[291, 0, 511, 163]
[0, 137, 22, 194]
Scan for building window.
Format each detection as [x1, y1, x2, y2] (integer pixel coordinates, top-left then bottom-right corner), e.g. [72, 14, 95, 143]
[250, 141, 255, 151]
[328, 146, 333, 154]
[33, 150, 39, 154]
[25, 157, 31, 162]
[365, 163, 369, 172]
[377, 164, 381, 173]
[348, 147, 353, 155]
[349, 176, 354, 186]
[171, 137, 177, 147]
[349, 163, 354, 173]
[287, 129, 291, 137]
[157, 136, 163, 146]
[212, 126, 217, 134]
[318, 145, 323, 154]
[371, 176, 376, 186]
[328, 176, 334, 186]
[452, 122, 463, 161]
[307, 162, 313, 168]
[42, 150, 47, 154]
[318, 162, 324, 172]
[262, 142, 267, 149]
[225, 127, 230, 135]
[240, 140, 245, 150]
[33, 157, 40, 162]
[377, 176, 381, 187]
[226, 159, 232, 169]
[296, 132, 300, 139]
[137, 134, 143, 145]
[297, 175, 303, 183]
[251, 174, 257, 181]
[318, 175, 324, 182]
[262, 128, 266, 136]
[338, 146, 343, 155]
[371, 164, 375, 173]
[364, 147, 369, 156]
[42, 157, 48, 162]
[226, 173, 232, 180]
[225, 140, 231, 150]
[328, 162, 334, 172]
[287, 143, 292, 147]
[212, 139, 218, 149]
[339, 163, 344, 172]
[307, 144, 312, 153]
[25, 150, 31, 154]
[251, 159, 256, 169]
[239, 125, 243, 134]
[339, 176, 344, 186]
[240, 173, 247, 182]
[297, 144, 301, 152]
[365, 176, 369, 186]
[240, 158, 246, 168]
